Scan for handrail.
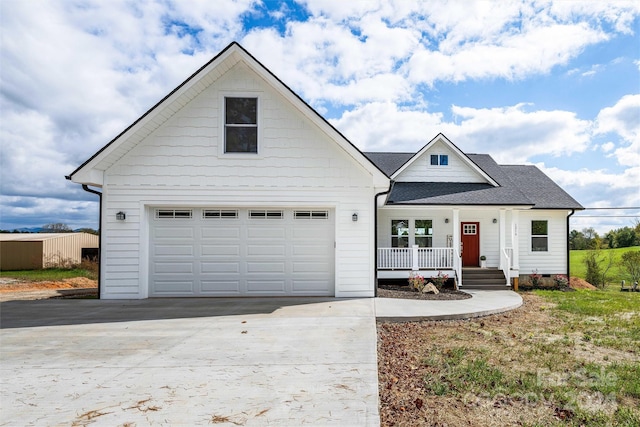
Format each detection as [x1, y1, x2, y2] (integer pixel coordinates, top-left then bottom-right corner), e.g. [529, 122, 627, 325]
[500, 249, 511, 286]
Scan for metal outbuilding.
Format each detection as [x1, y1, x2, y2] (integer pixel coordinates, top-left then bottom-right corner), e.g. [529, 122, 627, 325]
[0, 233, 99, 270]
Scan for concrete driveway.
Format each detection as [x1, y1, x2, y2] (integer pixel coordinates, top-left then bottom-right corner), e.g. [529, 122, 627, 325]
[0, 298, 379, 426]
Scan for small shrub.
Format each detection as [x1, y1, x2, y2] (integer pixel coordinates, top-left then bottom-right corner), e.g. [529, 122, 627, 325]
[530, 270, 542, 287]
[553, 274, 569, 288]
[432, 271, 449, 289]
[408, 272, 425, 292]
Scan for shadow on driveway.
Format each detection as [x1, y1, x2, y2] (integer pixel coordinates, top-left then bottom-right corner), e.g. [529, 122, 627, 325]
[0, 297, 343, 329]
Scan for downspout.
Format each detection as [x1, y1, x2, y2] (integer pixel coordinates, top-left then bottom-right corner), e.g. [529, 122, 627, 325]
[66, 176, 102, 299]
[566, 209, 575, 280]
[374, 182, 393, 297]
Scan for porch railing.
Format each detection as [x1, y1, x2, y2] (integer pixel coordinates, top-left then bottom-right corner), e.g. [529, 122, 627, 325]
[378, 246, 454, 270]
[500, 248, 512, 286]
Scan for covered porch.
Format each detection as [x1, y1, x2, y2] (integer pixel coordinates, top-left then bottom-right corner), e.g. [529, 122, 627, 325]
[376, 207, 523, 287]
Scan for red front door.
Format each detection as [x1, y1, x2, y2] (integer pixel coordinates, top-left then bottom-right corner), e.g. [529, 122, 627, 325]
[461, 222, 480, 267]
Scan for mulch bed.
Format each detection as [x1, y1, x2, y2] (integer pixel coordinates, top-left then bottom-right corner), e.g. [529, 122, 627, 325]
[377, 283, 471, 300]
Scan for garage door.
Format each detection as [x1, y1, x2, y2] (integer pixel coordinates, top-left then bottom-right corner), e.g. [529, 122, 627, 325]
[149, 208, 335, 296]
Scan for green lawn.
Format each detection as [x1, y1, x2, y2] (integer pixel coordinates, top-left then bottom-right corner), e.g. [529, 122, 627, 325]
[0, 268, 97, 282]
[535, 285, 640, 353]
[570, 246, 640, 284]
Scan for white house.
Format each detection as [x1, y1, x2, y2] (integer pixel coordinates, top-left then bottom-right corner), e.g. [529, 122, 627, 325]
[367, 134, 583, 289]
[68, 42, 583, 299]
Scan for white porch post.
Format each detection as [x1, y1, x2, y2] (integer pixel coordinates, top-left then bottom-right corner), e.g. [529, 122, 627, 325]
[512, 210, 520, 270]
[412, 245, 419, 271]
[499, 209, 506, 268]
[452, 209, 461, 286]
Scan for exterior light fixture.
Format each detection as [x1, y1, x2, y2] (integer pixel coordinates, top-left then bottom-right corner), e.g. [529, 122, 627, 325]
[116, 211, 126, 221]
[445, 218, 449, 223]
[352, 213, 358, 222]
[493, 218, 497, 224]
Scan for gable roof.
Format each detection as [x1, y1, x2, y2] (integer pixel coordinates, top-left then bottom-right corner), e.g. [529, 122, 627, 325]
[363, 152, 413, 176]
[366, 151, 583, 209]
[500, 165, 583, 209]
[389, 133, 499, 186]
[67, 42, 388, 188]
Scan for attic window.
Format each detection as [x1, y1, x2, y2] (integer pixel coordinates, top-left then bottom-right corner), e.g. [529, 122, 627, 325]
[430, 154, 448, 166]
[225, 97, 258, 153]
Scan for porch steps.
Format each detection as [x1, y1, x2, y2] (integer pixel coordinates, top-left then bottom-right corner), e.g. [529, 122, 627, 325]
[462, 268, 510, 290]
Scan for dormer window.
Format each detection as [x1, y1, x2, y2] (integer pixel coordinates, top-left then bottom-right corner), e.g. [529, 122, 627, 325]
[225, 97, 258, 153]
[430, 154, 448, 166]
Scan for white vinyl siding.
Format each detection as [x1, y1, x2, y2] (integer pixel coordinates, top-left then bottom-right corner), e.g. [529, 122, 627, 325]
[395, 140, 487, 183]
[518, 210, 568, 275]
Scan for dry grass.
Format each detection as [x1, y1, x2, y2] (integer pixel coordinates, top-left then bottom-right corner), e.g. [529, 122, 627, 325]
[378, 293, 639, 426]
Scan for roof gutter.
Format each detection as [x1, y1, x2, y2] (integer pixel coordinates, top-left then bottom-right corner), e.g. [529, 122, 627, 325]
[66, 177, 102, 299]
[374, 181, 393, 297]
[566, 209, 576, 281]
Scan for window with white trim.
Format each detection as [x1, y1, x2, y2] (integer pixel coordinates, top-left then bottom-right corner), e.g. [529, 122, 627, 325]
[414, 219, 433, 248]
[391, 220, 409, 248]
[430, 154, 448, 166]
[203, 209, 238, 219]
[225, 97, 257, 153]
[294, 210, 329, 220]
[249, 210, 283, 219]
[155, 209, 193, 219]
[531, 220, 548, 252]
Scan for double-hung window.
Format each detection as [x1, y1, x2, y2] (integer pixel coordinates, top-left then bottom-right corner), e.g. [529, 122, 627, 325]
[531, 220, 548, 252]
[414, 220, 433, 248]
[391, 219, 433, 248]
[225, 97, 258, 153]
[391, 220, 409, 248]
[430, 154, 448, 166]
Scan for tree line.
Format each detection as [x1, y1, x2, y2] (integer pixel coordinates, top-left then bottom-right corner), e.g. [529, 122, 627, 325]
[0, 223, 99, 235]
[570, 222, 640, 250]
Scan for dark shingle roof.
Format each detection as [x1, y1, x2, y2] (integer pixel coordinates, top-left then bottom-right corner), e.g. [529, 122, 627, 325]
[366, 152, 583, 209]
[387, 182, 533, 206]
[363, 152, 413, 176]
[501, 165, 583, 209]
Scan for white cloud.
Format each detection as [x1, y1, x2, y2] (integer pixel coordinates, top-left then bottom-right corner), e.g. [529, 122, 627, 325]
[447, 104, 592, 163]
[601, 142, 615, 153]
[594, 94, 640, 167]
[1, 0, 639, 232]
[331, 102, 444, 151]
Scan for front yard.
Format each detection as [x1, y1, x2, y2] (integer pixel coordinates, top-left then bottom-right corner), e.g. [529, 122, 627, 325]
[378, 288, 639, 426]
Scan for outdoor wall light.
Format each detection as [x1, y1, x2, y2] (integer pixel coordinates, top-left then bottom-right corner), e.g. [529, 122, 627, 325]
[445, 218, 449, 223]
[493, 218, 498, 224]
[116, 211, 126, 221]
[352, 213, 358, 222]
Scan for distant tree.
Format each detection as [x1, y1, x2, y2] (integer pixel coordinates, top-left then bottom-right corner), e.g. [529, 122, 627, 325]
[77, 228, 99, 235]
[570, 229, 587, 250]
[41, 223, 73, 233]
[614, 227, 638, 248]
[620, 251, 640, 284]
[582, 227, 600, 250]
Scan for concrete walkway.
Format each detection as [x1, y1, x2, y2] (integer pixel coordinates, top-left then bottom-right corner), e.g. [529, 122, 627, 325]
[376, 290, 523, 321]
[0, 290, 522, 426]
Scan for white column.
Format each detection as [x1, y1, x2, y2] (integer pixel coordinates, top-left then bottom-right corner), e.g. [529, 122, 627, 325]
[512, 210, 520, 269]
[499, 209, 506, 259]
[452, 209, 461, 286]
[452, 209, 460, 255]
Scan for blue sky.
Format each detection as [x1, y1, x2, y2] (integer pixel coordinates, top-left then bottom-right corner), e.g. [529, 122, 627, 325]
[1, 0, 639, 233]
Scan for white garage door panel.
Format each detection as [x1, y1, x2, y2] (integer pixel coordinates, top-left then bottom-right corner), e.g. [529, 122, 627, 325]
[154, 281, 194, 293]
[247, 280, 286, 292]
[150, 208, 334, 296]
